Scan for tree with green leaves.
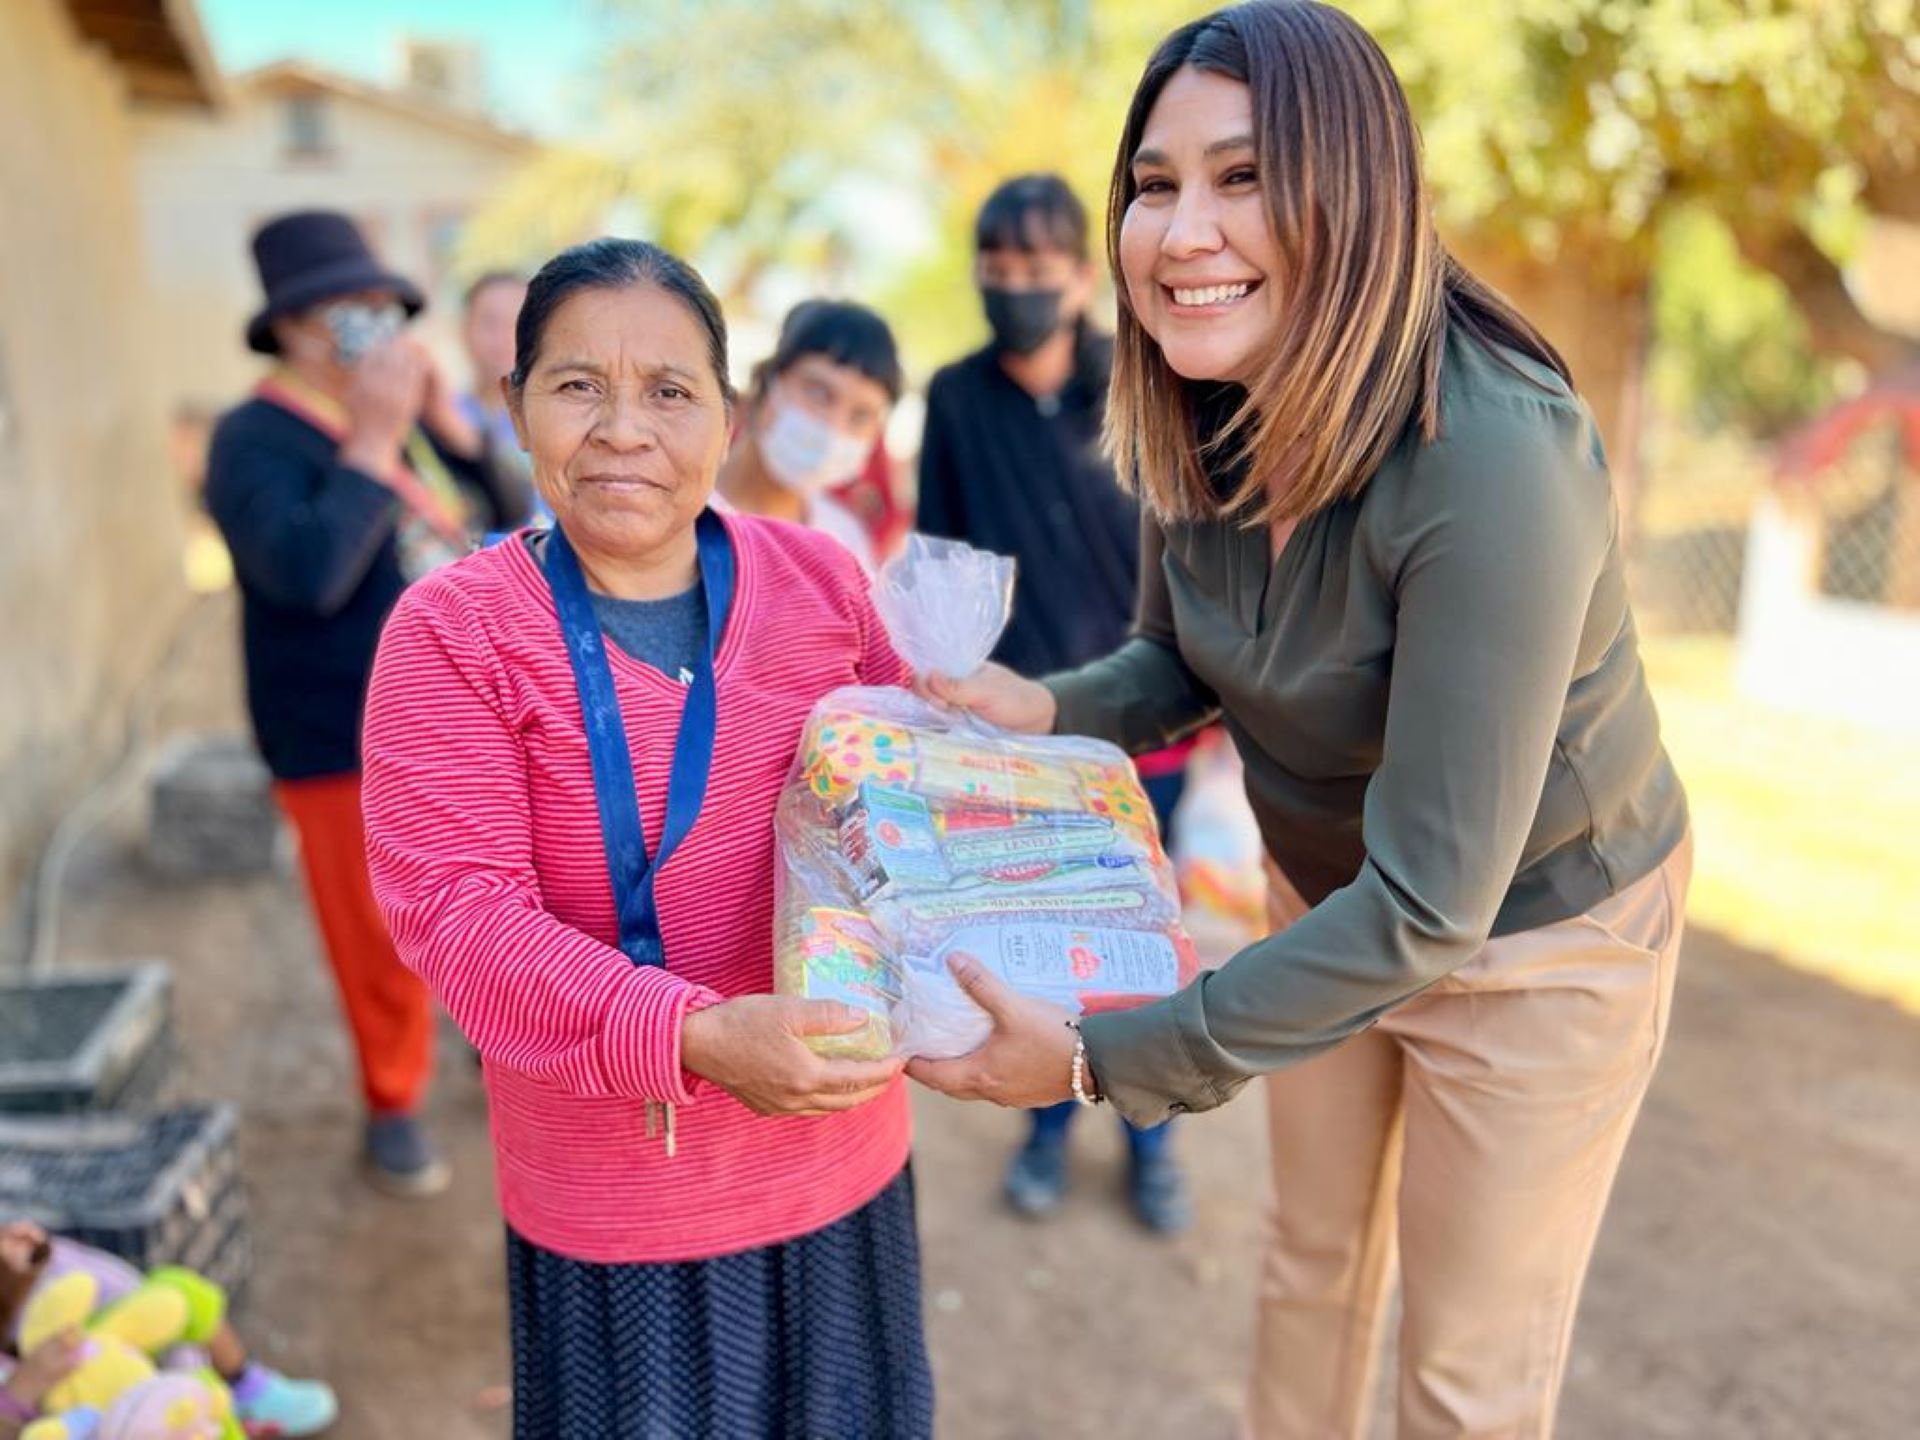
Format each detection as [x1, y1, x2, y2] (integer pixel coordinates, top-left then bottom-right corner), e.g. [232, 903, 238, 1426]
[461, 0, 1111, 306]
[1351, 0, 1920, 461]
[466, 0, 1920, 468]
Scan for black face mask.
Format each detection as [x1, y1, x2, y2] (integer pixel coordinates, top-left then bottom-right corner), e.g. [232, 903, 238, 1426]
[981, 286, 1065, 357]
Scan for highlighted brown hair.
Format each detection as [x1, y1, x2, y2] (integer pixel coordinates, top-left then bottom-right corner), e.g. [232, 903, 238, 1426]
[1105, 1, 1572, 525]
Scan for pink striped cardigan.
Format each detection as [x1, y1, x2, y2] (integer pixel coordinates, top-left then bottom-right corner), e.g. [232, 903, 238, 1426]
[362, 511, 912, 1262]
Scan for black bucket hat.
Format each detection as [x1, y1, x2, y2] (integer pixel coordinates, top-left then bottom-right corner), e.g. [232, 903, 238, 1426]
[245, 209, 425, 355]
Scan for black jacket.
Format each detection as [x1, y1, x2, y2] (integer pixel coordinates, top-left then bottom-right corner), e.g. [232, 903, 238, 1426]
[204, 397, 527, 779]
[915, 335, 1139, 677]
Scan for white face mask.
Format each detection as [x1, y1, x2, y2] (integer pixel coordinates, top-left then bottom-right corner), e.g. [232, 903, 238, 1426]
[757, 400, 870, 497]
[322, 301, 407, 366]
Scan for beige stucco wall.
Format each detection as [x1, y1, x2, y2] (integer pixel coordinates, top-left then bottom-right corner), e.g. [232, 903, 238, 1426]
[132, 81, 534, 417]
[0, 0, 193, 933]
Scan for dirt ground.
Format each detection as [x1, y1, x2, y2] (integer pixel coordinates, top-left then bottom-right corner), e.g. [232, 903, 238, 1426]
[28, 598, 1920, 1438]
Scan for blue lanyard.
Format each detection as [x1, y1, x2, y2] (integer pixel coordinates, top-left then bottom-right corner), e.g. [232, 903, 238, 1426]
[545, 511, 735, 969]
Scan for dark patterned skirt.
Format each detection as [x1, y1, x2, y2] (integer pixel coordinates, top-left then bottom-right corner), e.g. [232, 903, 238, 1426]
[505, 1167, 933, 1439]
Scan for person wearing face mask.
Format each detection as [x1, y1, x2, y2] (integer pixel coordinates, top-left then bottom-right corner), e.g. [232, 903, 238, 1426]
[716, 300, 902, 572]
[916, 173, 1197, 1234]
[203, 210, 531, 1198]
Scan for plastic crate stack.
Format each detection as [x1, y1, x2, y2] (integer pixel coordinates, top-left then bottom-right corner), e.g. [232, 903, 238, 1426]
[0, 964, 250, 1298]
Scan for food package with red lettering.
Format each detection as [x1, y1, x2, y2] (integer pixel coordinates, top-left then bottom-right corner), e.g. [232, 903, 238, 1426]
[773, 537, 1199, 1059]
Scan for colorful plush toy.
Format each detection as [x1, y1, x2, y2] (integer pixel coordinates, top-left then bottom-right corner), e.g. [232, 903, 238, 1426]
[97, 1375, 226, 1440]
[2, 1224, 336, 1440]
[12, 1270, 242, 1440]
[24, 1373, 228, 1440]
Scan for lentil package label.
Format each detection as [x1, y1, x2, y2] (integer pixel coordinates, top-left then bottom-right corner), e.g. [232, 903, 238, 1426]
[775, 686, 1199, 1059]
[774, 536, 1199, 1059]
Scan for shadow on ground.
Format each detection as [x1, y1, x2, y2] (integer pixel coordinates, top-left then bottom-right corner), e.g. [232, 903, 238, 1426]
[31, 600, 1920, 1438]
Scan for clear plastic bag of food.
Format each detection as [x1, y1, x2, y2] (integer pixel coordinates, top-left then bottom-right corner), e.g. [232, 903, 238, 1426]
[773, 538, 1199, 1060]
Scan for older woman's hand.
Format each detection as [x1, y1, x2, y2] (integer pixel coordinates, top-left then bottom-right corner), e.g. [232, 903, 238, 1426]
[682, 997, 907, 1117]
[905, 959, 1080, 1108]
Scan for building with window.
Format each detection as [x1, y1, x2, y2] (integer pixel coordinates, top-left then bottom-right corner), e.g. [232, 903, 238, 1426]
[130, 57, 540, 422]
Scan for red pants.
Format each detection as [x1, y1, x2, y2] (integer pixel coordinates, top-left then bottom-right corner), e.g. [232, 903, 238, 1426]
[273, 774, 434, 1115]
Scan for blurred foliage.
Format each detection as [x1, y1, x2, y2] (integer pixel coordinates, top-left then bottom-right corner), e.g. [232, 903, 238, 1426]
[1652, 204, 1843, 438]
[462, 0, 1203, 372]
[465, 0, 1920, 422]
[1350, 0, 1920, 429]
[1351, 0, 1916, 259]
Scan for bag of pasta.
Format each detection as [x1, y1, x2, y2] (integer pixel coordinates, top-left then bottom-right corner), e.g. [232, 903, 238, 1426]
[773, 536, 1199, 1060]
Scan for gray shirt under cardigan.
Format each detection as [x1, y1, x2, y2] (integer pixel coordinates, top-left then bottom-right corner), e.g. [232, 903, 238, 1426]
[528, 530, 707, 683]
[1051, 324, 1689, 1127]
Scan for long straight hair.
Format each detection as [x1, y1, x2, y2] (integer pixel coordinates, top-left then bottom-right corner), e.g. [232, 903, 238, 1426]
[1105, 1, 1572, 525]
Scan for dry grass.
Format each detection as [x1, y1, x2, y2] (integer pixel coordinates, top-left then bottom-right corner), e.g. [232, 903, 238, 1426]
[1642, 635, 1920, 1013]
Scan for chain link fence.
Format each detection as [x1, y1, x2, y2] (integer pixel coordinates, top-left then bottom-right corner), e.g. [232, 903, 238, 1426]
[1813, 432, 1920, 611]
[1627, 430, 1760, 635]
[1628, 423, 1918, 635]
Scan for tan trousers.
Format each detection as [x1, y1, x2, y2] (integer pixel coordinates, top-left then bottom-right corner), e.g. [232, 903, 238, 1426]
[1247, 834, 1692, 1440]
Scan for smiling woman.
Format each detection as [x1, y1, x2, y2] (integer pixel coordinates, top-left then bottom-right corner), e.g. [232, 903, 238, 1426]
[914, 4, 1693, 1436]
[1120, 94, 1277, 383]
[357, 239, 934, 1438]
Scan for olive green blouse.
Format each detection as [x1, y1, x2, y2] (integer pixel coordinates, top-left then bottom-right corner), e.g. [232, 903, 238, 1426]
[1050, 325, 1689, 1126]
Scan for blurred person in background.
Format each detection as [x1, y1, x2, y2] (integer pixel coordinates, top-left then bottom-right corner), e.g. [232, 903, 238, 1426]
[916, 172, 1196, 1234]
[458, 269, 547, 524]
[717, 299, 902, 573]
[830, 441, 912, 564]
[204, 210, 531, 1199]
[797, 307, 911, 567]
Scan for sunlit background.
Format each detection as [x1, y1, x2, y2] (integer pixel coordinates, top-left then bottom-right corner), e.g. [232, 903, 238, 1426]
[2, 3, 1915, 1436]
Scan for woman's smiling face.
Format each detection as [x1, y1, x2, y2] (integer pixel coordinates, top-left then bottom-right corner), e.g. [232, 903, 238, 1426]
[1118, 65, 1285, 385]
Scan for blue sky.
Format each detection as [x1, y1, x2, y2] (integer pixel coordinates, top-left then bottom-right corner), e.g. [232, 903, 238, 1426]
[195, 0, 606, 136]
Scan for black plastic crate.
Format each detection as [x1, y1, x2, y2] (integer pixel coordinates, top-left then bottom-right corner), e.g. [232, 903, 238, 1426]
[0, 964, 174, 1114]
[0, 1105, 250, 1298]
[147, 734, 284, 879]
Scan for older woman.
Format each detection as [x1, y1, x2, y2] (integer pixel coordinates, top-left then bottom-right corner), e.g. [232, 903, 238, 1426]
[920, 5, 1691, 1437]
[361, 239, 932, 1438]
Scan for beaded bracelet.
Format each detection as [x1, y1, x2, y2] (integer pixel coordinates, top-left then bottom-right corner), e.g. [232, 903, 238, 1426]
[1066, 1019, 1104, 1106]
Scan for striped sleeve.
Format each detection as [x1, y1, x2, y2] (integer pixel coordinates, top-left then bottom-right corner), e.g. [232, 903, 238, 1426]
[361, 585, 720, 1106]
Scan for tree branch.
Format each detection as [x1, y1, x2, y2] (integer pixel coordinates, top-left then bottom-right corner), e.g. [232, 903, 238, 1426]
[1863, 162, 1920, 226]
[1733, 221, 1920, 376]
